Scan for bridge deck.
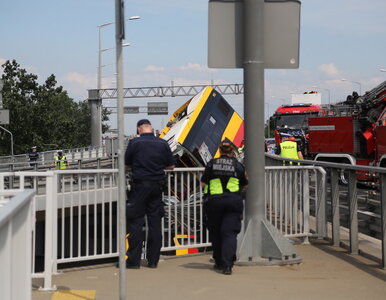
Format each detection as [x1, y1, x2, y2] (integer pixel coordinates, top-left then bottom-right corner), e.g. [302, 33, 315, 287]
[32, 238, 386, 300]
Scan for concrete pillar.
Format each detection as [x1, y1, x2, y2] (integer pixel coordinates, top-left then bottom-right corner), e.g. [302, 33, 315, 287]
[88, 89, 102, 147]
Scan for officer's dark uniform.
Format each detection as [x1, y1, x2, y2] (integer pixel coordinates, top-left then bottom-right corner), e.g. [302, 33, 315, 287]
[28, 146, 39, 167]
[201, 154, 248, 274]
[124, 122, 175, 268]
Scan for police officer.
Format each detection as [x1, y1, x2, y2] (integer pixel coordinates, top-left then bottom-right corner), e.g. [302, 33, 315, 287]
[201, 139, 248, 275]
[54, 150, 68, 169]
[275, 133, 303, 164]
[28, 146, 39, 168]
[124, 119, 175, 269]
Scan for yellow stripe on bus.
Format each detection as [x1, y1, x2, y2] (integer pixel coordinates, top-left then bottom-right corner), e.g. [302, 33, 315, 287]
[214, 112, 243, 158]
[177, 86, 213, 144]
[159, 99, 192, 138]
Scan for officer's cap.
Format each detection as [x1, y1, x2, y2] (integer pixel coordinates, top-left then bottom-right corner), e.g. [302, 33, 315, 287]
[219, 138, 237, 153]
[220, 138, 233, 147]
[57, 149, 63, 153]
[137, 119, 151, 127]
[31, 146, 37, 150]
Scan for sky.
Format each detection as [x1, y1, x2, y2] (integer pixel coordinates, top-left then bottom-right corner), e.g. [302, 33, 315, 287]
[1, 0, 386, 135]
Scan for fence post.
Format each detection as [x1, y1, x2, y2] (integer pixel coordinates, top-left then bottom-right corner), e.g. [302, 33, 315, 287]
[348, 170, 358, 254]
[51, 173, 59, 275]
[8, 164, 14, 188]
[39, 173, 56, 291]
[97, 158, 101, 188]
[330, 168, 340, 246]
[303, 169, 310, 244]
[316, 168, 327, 239]
[380, 173, 386, 269]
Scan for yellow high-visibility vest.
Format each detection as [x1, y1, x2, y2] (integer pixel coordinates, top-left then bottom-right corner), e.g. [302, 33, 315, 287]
[207, 177, 240, 195]
[55, 156, 67, 169]
[280, 141, 299, 160]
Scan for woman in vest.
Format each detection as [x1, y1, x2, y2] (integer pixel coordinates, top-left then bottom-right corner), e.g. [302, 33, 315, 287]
[201, 139, 248, 275]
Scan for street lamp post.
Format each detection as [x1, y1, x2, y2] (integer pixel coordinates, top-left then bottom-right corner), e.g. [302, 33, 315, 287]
[380, 68, 386, 73]
[341, 78, 362, 95]
[96, 17, 140, 146]
[98, 22, 114, 92]
[112, 8, 140, 299]
[98, 16, 140, 91]
[312, 85, 331, 104]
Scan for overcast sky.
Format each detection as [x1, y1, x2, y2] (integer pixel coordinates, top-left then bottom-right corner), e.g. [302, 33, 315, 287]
[1, 0, 386, 134]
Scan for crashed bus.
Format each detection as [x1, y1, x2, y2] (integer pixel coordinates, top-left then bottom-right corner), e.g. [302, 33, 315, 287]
[160, 86, 244, 167]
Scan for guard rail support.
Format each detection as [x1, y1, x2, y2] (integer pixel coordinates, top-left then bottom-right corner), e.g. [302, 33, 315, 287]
[330, 168, 340, 247]
[315, 167, 327, 238]
[348, 170, 359, 254]
[8, 164, 14, 188]
[303, 169, 310, 244]
[381, 173, 386, 269]
[40, 172, 57, 291]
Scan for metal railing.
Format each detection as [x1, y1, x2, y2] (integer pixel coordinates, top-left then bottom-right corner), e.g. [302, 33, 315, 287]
[265, 165, 326, 242]
[54, 170, 118, 266]
[0, 166, 331, 290]
[162, 168, 210, 251]
[266, 153, 386, 269]
[0, 170, 119, 291]
[3, 159, 383, 291]
[0, 146, 107, 172]
[0, 189, 35, 300]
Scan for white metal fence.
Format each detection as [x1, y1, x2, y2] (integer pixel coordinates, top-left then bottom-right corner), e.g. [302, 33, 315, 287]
[0, 189, 35, 300]
[0, 166, 323, 291]
[162, 168, 210, 252]
[0, 146, 107, 172]
[265, 166, 326, 242]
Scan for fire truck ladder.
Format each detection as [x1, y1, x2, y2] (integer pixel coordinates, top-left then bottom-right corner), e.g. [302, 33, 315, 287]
[361, 80, 386, 104]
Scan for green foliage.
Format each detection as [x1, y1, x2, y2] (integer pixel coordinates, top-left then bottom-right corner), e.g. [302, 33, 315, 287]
[0, 60, 110, 155]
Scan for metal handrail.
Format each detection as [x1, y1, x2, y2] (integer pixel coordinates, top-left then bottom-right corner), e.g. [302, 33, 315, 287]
[266, 153, 386, 269]
[0, 145, 107, 165]
[266, 153, 386, 174]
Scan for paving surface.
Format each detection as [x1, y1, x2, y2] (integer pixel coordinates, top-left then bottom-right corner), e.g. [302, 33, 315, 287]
[32, 238, 386, 300]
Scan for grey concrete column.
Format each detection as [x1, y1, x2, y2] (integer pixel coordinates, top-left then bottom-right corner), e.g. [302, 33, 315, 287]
[239, 0, 266, 259]
[88, 89, 102, 147]
[237, 0, 299, 265]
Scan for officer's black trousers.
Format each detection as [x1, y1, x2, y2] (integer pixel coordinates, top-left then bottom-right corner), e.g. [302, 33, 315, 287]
[126, 182, 163, 266]
[206, 194, 243, 268]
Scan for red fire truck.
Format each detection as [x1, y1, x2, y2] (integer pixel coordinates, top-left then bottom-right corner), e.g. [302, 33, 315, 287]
[272, 97, 322, 157]
[308, 80, 386, 183]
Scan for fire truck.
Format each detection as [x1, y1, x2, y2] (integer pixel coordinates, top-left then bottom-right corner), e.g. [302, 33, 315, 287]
[307, 80, 386, 182]
[272, 92, 322, 157]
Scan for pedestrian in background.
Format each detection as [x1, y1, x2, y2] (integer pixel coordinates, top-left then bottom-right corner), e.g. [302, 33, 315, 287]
[124, 119, 175, 269]
[28, 146, 39, 168]
[54, 150, 68, 169]
[201, 139, 248, 275]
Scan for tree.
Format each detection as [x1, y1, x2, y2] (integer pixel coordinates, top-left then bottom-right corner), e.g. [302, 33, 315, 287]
[0, 60, 110, 155]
